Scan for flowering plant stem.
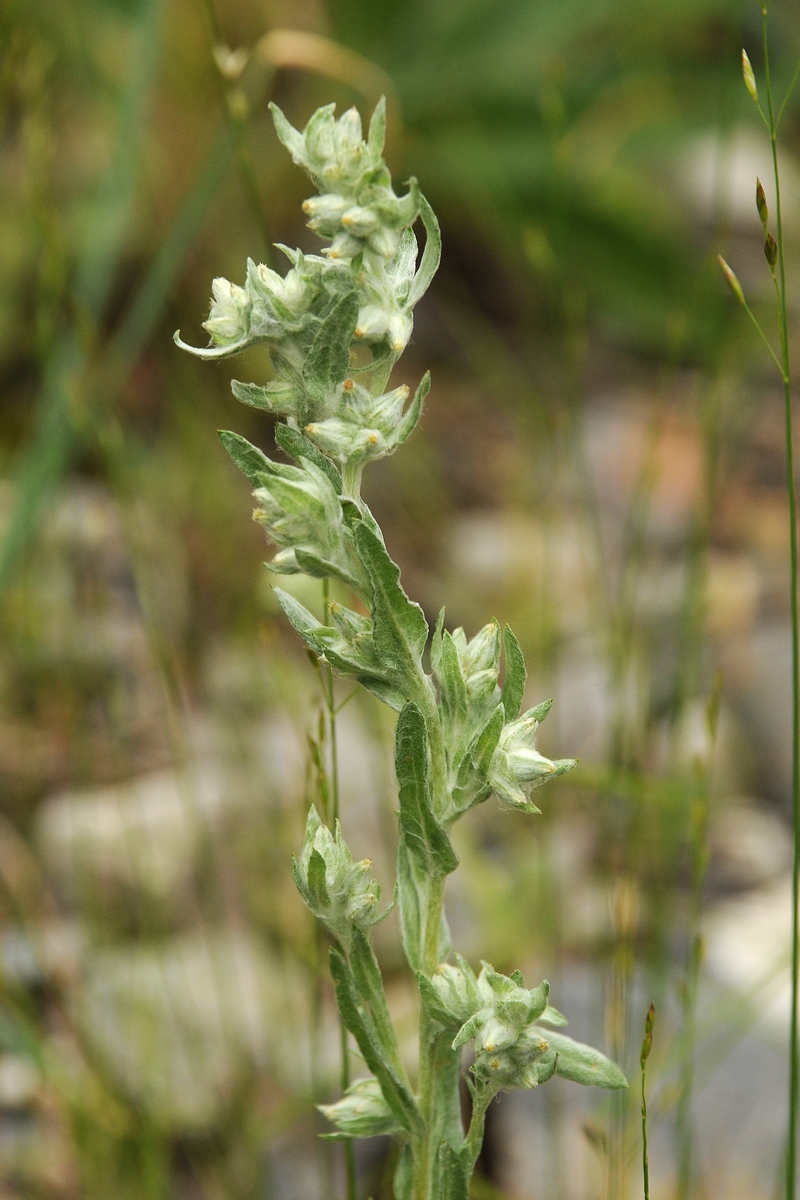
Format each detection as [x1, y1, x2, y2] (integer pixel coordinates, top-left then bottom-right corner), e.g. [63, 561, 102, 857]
[721, 12, 800, 1196]
[178, 96, 626, 1199]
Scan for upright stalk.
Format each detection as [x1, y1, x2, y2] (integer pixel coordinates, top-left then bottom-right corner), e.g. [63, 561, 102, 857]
[182, 96, 628, 1200]
[722, 21, 799, 1195]
[761, 13, 800, 1197]
[321, 576, 356, 1200]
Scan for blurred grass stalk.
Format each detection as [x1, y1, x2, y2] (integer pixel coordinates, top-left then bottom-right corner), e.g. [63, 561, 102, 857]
[721, 8, 800, 1196]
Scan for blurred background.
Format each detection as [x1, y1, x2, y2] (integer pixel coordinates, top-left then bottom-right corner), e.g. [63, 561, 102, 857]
[2, 0, 800, 1196]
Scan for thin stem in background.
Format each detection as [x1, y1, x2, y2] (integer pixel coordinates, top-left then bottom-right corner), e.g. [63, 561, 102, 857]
[761, 8, 800, 1198]
[640, 1003, 655, 1200]
[676, 687, 718, 1200]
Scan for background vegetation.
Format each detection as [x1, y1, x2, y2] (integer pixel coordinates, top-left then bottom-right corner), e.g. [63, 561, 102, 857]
[1, 0, 799, 1196]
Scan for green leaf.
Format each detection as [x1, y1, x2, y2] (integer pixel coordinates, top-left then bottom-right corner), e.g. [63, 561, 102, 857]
[368, 95, 387, 160]
[397, 836, 422, 972]
[329, 948, 421, 1133]
[218, 430, 272, 483]
[395, 703, 458, 876]
[395, 370, 430, 446]
[357, 676, 407, 712]
[502, 626, 526, 720]
[307, 848, 329, 911]
[416, 971, 456, 1027]
[274, 423, 342, 493]
[230, 378, 299, 415]
[350, 929, 403, 1071]
[472, 703, 505, 776]
[272, 587, 323, 644]
[408, 191, 441, 308]
[436, 1143, 469, 1200]
[540, 1005, 568, 1027]
[293, 548, 364, 595]
[439, 630, 468, 719]
[353, 523, 428, 682]
[543, 1030, 628, 1089]
[394, 1144, 414, 1200]
[302, 290, 359, 401]
[268, 101, 305, 163]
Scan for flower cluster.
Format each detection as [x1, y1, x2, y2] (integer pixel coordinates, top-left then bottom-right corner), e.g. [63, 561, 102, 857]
[271, 99, 418, 263]
[489, 701, 576, 813]
[422, 959, 627, 1095]
[292, 806, 388, 952]
[175, 100, 440, 478]
[250, 453, 368, 593]
[318, 1076, 403, 1140]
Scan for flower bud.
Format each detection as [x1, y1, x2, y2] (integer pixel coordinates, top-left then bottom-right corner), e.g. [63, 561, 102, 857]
[302, 193, 350, 237]
[428, 957, 480, 1025]
[488, 703, 575, 811]
[453, 963, 556, 1092]
[354, 305, 390, 341]
[319, 1076, 402, 1139]
[252, 457, 367, 591]
[293, 806, 385, 950]
[202, 277, 250, 344]
[341, 205, 382, 237]
[451, 623, 501, 701]
[326, 232, 364, 261]
[367, 224, 402, 259]
[387, 310, 413, 352]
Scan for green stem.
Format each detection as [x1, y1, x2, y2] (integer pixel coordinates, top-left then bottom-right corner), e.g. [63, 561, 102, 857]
[342, 461, 364, 498]
[762, 11, 800, 1200]
[413, 872, 448, 1200]
[320, 577, 355, 1200]
[466, 1086, 493, 1173]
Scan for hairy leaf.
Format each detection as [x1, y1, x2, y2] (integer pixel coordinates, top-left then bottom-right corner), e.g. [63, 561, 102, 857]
[502, 626, 526, 720]
[543, 1030, 628, 1089]
[218, 430, 272, 483]
[329, 948, 421, 1132]
[354, 523, 428, 682]
[397, 837, 422, 972]
[274, 423, 342, 492]
[408, 192, 442, 308]
[303, 290, 359, 401]
[350, 930, 403, 1071]
[395, 703, 458, 876]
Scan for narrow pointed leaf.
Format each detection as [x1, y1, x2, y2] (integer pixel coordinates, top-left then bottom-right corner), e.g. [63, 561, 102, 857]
[368, 95, 386, 159]
[274, 424, 342, 492]
[439, 630, 468, 718]
[329, 948, 421, 1132]
[408, 192, 441, 308]
[396, 703, 458, 876]
[543, 1030, 628, 1089]
[272, 587, 323, 643]
[502, 626, 526, 720]
[219, 430, 272, 483]
[395, 371, 430, 446]
[350, 929, 403, 1070]
[397, 836, 422, 971]
[354, 523, 428, 679]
